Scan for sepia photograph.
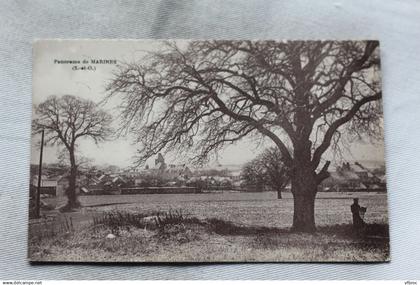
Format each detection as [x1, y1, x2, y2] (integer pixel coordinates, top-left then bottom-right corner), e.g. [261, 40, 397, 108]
[29, 39, 389, 262]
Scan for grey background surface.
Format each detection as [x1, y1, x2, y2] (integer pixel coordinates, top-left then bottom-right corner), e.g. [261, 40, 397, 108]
[1, 0, 419, 280]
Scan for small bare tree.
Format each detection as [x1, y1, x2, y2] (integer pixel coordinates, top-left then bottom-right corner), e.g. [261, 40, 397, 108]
[107, 40, 382, 231]
[242, 147, 289, 198]
[33, 95, 112, 210]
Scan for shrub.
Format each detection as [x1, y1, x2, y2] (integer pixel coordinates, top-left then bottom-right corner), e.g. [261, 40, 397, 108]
[92, 209, 200, 236]
[92, 210, 151, 235]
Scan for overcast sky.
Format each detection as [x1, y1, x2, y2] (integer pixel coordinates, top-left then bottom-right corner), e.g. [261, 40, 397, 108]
[31, 40, 385, 169]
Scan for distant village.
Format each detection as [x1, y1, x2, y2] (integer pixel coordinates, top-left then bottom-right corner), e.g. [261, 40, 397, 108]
[30, 153, 386, 198]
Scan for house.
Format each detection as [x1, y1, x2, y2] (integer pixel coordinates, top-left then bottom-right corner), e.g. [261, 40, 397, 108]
[91, 173, 128, 189]
[30, 175, 80, 197]
[321, 162, 361, 191]
[134, 154, 193, 186]
[167, 164, 193, 181]
[320, 162, 386, 192]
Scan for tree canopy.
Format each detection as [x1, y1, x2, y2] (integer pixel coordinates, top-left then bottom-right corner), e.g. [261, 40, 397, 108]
[33, 95, 113, 149]
[106, 40, 383, 231]
[107, 41, 381, 170]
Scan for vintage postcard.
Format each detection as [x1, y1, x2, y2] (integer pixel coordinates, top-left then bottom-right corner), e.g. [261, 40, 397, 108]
[29, 39, 389, 262]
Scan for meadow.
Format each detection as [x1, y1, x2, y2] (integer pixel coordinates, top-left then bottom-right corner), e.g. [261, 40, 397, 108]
[29, 191, 390, 262]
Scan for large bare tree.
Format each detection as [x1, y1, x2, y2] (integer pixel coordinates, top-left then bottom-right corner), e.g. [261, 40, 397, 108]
[33, 95, 112, 210]
[107, 40, 382, 232]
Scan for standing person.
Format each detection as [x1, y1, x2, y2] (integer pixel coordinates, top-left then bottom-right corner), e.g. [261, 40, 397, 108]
[351, 198, 366, 229]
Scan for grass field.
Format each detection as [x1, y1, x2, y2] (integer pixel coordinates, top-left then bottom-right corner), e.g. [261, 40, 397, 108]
[29, 191, 390, 262]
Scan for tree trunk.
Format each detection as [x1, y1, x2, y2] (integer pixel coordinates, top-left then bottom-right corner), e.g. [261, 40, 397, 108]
[277, 188, 282, 199]
[291, 190, 316, 232]
[66, 149, 80, 208]
[290, 156, 318, 232]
